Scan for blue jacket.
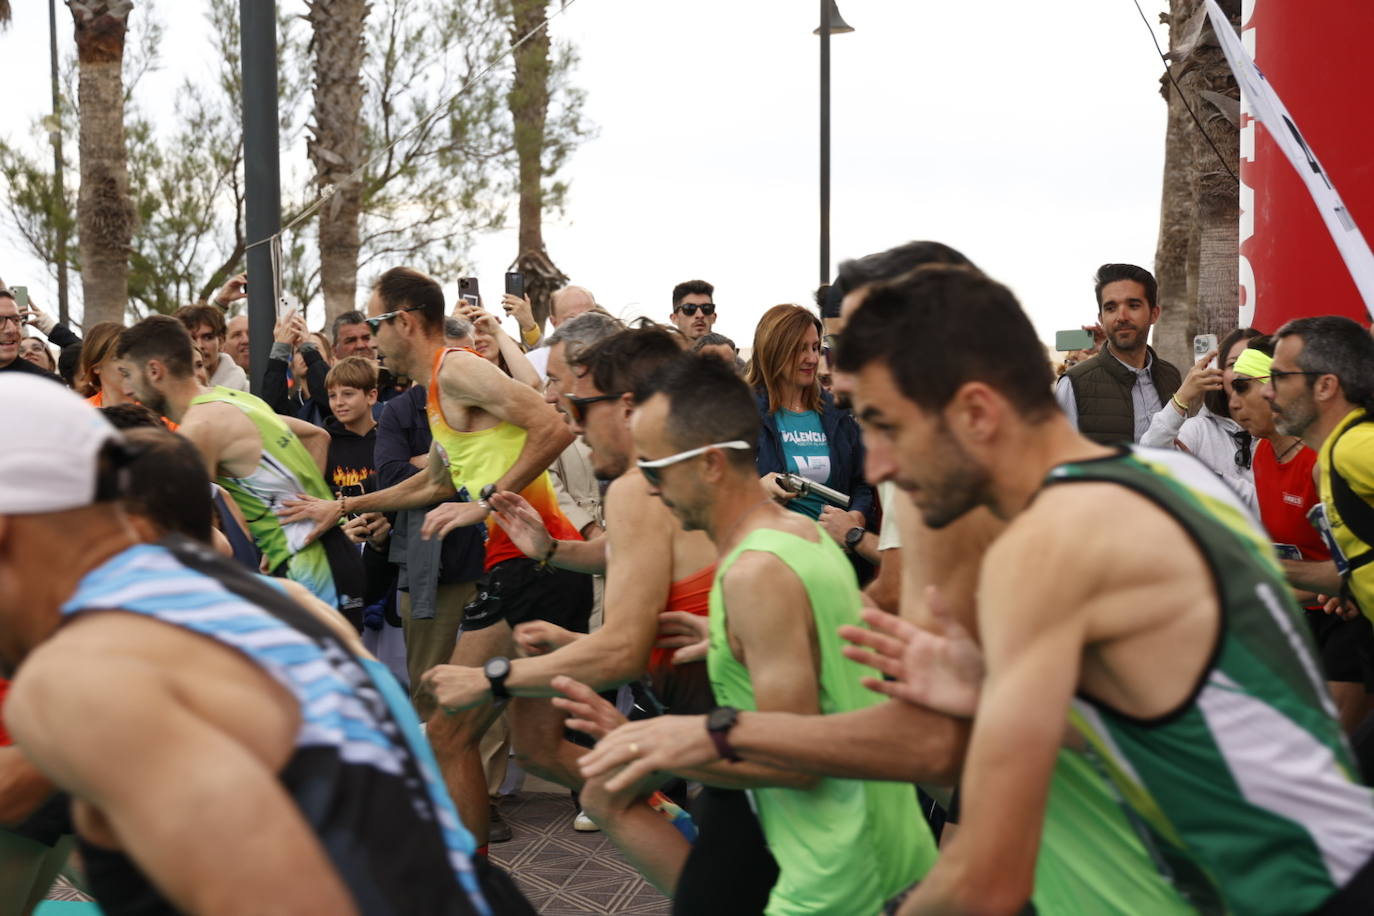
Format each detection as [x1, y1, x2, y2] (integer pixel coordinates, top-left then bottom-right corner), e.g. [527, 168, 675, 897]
[753, 388, 875, 525]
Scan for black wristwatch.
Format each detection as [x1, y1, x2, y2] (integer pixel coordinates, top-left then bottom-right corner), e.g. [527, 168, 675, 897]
[706, 706, 742, 763]
[484, 656, 512, 701]
[843, 526, 865, 553]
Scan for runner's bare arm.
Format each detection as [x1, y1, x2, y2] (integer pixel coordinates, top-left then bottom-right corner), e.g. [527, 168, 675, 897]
[175, 410, 227, 480]
[625, 553, 822, 791]
[899, 515, 1088, 915]
[337, 440, 457, 514]
[440, 353, 574, 493]
[280, 415, 330, 475]
[503, 478, 673, 695]
[488, 490, 608, 574]
[7, 650, 359, 915]
[1281, 558, 1343, 596]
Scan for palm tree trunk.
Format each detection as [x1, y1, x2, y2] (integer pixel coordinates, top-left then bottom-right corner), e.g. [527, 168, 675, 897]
[307, 0, 368, 324]
[69, 0, 136, 326]
[1152, 3, 1197, 372]
[508, 0, 566, 329]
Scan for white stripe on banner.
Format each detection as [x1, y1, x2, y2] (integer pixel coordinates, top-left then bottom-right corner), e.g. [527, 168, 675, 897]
[1206, 0, 1374, 323]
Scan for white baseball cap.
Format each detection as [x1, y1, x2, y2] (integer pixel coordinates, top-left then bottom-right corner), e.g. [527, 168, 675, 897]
[0, 375, 122, 514]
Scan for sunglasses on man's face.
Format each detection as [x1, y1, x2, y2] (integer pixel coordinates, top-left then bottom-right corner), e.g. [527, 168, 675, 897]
[364, 304, 425, 332]
[564, 392, 622, 425]
[1230, 375, 1267, 396]
[675, 303, 715, 317]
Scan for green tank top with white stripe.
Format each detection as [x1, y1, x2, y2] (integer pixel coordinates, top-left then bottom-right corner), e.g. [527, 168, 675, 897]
[1047, 446, 1374, 914]
[191, 387, 336, 602]
[707, 525, 937, 916]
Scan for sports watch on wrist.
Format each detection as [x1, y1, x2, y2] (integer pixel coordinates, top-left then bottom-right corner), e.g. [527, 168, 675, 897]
[843, 526, 865, 553]
[706, 706, 742, 763]
[484, 656, 512, 701]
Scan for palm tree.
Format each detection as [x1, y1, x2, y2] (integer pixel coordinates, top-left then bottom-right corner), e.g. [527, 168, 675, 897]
[68, 0, 136, 325]
[307, 0, 368, 323]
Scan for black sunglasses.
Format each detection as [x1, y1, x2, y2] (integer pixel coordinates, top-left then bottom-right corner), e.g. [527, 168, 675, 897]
[1231, 430, 1253, 470]
[365, 305, 425, 332]
[1268, 368, 1325, 383]
[1230, 375, 1267, 396]
[564, 392, 622, 425]
[675, 303, 715, 317]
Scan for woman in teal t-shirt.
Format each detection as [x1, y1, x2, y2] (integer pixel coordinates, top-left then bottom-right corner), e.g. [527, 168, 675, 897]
[747, 304, 874, 531]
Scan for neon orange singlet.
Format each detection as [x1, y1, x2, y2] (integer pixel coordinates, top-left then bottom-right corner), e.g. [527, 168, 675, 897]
[427, 347, 581, 570]
[651, 564, 714, 670]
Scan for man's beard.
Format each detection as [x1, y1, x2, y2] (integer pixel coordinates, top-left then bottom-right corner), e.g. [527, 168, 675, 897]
[1274, 397, 1317, 438]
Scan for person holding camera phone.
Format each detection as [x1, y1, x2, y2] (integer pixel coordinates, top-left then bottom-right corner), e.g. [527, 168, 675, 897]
[1055, 264, 1182, 444]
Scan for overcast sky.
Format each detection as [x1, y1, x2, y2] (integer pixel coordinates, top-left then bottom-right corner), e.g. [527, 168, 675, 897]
[1, 0, 1171, 348]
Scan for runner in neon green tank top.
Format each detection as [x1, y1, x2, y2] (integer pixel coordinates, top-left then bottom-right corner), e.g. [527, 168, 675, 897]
[113, 318, 361, 616]
[709, 526, 936, 915]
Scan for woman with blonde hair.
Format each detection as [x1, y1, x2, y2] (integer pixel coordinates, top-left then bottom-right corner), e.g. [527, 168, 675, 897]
[747, 304, 873, 545]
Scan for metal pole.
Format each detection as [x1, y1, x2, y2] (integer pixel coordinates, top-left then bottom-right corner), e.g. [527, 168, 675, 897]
[819, 0, 831, 288]
[239, 0, 281, 397]
[48, 0, 69, 326]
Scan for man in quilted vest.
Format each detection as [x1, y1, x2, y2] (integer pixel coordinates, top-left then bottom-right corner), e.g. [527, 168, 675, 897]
[1054, 263, 1181, 444]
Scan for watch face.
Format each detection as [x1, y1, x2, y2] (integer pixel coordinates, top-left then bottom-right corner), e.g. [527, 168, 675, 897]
[845, 526, 864, 546]
[484, 657, 511, 680]
[707, 706, 737, 732]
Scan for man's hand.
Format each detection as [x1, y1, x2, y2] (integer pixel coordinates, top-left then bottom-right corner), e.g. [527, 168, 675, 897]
[20, 301, 57, 336]
[514, 620, 581, 656]
[552, 676, 631, 744]
[818, 505, 864, 546]
[1318, 594, 1362, 620]
[1080, 323, 1106, 352]
[573, 716, 714, 795]
[655, 611, 709, 665]
[839, 589, 985, 719]
[760, 473, 797, 502]
[214, 273, 248, 309]
[342, 512, 390, 549]
[1173, 349, 1223, 410]
[420, 501, 488, 540]
[501, 293, 536, 333]
[488, 490, 553, 559]
[276, 495, 342, 546]
[420, 664, 496, 713]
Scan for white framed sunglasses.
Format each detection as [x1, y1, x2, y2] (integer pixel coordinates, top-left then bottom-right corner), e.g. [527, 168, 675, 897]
[637, 440, 752, 485]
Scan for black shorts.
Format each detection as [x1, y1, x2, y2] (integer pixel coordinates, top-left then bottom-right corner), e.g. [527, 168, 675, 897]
[646, 658, 715, 716]
[1304, 609, 1374, 690]
[674, 787, 778, 916]
[460, 558, 593, 634]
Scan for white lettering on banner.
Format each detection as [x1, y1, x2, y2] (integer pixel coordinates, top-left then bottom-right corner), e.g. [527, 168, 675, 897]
[1210, 0, 1374, 322]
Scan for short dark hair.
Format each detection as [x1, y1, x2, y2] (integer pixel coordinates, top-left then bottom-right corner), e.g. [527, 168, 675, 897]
[331, 310, 369, 345]
[636, 354, 759, 468]
[58, 342, 82, 388]
[116, 315, 196, 379]
[1208, 327, 1265, 418]
[1275, 315, 1374, 408]
[172, 304, 227, 340]
[836, 241, 976, 293]
[120, 427, 215, 543]
[1094, 264, 1158, 311]
[836, 266, 1056, 418]
[691, 332, 737, 353]
[373, 267, 445, 334]
[672, 280, 714, 310]
[577, 326, 684, 399]
[100, 403, 163, 430]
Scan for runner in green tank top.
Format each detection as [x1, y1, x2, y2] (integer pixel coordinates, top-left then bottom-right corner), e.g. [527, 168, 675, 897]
[708, 526, 936, 915]
[825, 268, 1374, 914]
[114, 317, 362, 616]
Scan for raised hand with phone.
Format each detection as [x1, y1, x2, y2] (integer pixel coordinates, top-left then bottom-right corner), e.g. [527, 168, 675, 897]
[1171, 338, 1224, 416]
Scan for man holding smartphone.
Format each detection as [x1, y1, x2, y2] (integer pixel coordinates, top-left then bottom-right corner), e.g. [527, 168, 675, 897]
[1054, 264, 1182, 443]
[0, 291, 62, 380]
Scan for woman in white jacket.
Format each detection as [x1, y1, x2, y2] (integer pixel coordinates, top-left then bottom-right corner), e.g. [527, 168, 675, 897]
[1141, 327, 1263, 511]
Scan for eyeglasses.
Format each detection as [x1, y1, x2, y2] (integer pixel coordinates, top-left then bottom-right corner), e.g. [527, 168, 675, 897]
[564, 392, 623, 425]
[0, 315, 21, 327]
[365, 305, 425, 332]
[675, 303, 715, 317]
[1230, 375, 1267, 396]
[636, 440, 752, 486]
[1268, 369, 1325, 383]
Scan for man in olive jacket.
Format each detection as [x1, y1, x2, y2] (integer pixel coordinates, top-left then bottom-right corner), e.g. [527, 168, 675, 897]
[1054, 263, 1181, 444]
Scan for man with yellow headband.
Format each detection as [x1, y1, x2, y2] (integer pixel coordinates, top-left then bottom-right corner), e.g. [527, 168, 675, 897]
[1266, 316, 1374, 622]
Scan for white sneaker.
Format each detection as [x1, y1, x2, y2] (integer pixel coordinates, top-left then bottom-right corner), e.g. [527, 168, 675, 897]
[573, 810, 600, 832]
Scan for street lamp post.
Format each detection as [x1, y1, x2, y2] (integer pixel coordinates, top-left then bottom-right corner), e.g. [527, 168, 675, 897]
[816, 0, 854, 288]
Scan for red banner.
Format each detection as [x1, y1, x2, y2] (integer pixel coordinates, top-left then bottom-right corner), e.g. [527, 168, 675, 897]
[1238, 0, 1374, 331]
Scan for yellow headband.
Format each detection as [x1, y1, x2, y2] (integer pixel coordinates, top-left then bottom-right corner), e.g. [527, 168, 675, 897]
[1233, 348, 1273, 379]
